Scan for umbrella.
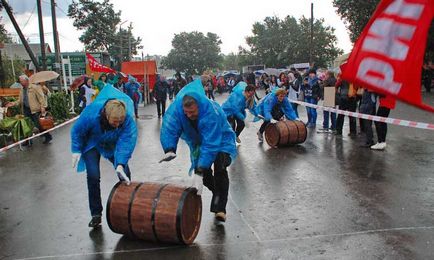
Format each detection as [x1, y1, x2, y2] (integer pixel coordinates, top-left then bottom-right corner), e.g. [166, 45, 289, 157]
[264, 68, 280, 76]
[29, 71, 59, 84]
[117, 72, 127, 78]
[69, 75, 88, 91]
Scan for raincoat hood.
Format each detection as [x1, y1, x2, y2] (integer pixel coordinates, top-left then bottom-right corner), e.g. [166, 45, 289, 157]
[71, 84, 138, 173]
[160, 79, 237, 175]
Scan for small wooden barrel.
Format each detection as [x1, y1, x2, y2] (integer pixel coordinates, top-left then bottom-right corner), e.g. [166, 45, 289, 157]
[265, 120, 307, 147]
[106, 182, 202, 245]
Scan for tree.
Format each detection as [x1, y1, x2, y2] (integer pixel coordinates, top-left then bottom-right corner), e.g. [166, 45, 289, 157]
[298, 16, 343, 68]
[221, 52, 241, 71]
[0, 6, 12, 44]
[240, 15, 342, 68]
[333, 0, 434, 61]
[161, 32, 223, 75]
[68, 0, 142, 69]
[1, 55, 26, 86]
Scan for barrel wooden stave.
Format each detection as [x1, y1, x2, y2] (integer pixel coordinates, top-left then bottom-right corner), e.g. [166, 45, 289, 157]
[154, 185, 185, 243]
[265, 120, 307, 147]
[107, 182, 202, 245]
[107, 182, 142, 236]
[129, 182, 162, 241]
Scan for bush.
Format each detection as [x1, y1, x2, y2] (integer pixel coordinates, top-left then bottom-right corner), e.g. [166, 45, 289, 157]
[48, 91, 70, 121]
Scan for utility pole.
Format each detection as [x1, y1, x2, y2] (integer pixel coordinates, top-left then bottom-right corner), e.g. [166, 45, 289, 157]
[128, 23, 132, 61]
[1, 0, 41, 71]
[37, 0, 47, 70]
[51, 0, 61, 65]
[310, 2, 314, 66]
[0, 44, 4, 87]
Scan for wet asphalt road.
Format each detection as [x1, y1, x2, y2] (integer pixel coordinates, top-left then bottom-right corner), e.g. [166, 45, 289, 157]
[0, 91, 433, 260]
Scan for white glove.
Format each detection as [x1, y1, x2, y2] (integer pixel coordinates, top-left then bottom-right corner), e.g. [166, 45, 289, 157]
[193, 173, 204, 196]
[116, 165, 131, 185]
[72, 153, 81, 169]
[159, 151, 176, 163]
[270, 119, 278, 124]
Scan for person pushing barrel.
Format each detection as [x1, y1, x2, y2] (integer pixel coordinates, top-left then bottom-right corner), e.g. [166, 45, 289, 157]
[256, 88, 301, 142]
[221, 82, 257, 143]
[71, 85, 137, 228]
[159, 75, 237, 222]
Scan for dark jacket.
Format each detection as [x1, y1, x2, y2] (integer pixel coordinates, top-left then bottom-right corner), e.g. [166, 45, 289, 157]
[302, 80, 321, 100]
[153, 80, 169, 100]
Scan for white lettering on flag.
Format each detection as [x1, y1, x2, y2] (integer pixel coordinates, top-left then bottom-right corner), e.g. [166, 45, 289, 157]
[385, 0, 424, 20]
[357, 57, 402, 94]
[362, 18, 416, 60]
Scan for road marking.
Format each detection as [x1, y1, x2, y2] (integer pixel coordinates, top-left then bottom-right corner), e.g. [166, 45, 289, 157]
[228, 193, 262, 242]
[15, 226, 434, 259]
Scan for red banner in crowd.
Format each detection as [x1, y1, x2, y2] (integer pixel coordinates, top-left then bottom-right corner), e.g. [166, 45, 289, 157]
[86, 53, 116, 73]
[341, 0, 434, 112]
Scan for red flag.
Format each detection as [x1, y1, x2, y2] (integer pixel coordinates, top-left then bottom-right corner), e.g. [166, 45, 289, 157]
[86, 53, 116, 73]
[341, 0, 434, 112]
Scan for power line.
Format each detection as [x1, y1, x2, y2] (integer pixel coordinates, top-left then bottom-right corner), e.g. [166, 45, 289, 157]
[21, 3, 37, 30]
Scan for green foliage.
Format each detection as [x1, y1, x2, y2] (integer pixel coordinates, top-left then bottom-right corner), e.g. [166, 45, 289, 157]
[0, 116, 34, 142]
[1, 55, 26, 86]
[221, 53, 241, 71]
[2, 97, 20, 117]
[68, 0, 142, 68]
[298, 16, 343, 68]
[240, 15, 343, 68]
[161, 32, 223, 75]
[48, 91, 70, 121]
[332, 0, 434, 61]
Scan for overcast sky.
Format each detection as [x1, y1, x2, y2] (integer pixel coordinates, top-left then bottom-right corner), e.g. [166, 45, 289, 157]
[2, 0, 354, 56]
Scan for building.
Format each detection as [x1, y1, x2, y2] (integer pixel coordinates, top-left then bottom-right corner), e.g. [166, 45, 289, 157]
[2, 43, 52, 71]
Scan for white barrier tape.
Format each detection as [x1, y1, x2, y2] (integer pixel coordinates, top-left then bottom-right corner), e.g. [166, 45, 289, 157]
[290, 100, 434, 131]
[0, 116, 79, 153]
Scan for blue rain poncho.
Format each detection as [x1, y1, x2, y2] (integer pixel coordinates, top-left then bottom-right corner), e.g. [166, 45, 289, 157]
[124, 75, 140, 106]
[256, 92, 298, 121]
[71, 85, 138, 173]
[221, 82, 257, 121]
[160, 79, 237, 174]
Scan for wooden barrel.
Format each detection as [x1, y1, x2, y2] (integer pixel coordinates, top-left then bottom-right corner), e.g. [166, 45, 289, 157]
[106, 182, 202, 245]
[265, 120, 307, 147]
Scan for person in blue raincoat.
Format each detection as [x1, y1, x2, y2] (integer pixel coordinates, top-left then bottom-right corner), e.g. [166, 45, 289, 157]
[70, 85, 137, 228]
[124, 75, 140, 118]
[159, 76, 237, 222]
[256, 88, 301, 142]
[221, 82, 257, 143]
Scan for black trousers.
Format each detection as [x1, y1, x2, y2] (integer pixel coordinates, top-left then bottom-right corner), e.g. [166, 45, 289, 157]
[207, 89, 215, 100]
[227, 116, 245, 137]
[23, 106, 52, 140]
[259, 105, 284, 134]
[375, 106, 391, 143]
[336, 97, 357, 134]
[202, 152, 231, 213]
[156, 99, 166, 117]
[362, 107, 376, 144]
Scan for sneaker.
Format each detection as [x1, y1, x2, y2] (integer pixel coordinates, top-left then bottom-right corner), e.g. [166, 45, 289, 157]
[371, 142, 387, 150]
[88, 216, 101, 228]
[42, 135, 52, 144]
[236, 137, 241, 143]
[215, 212, 226, 222]
[328, 129, 337, 134]
[257, 131, 263, 142]
[317, 128, 329, 133]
